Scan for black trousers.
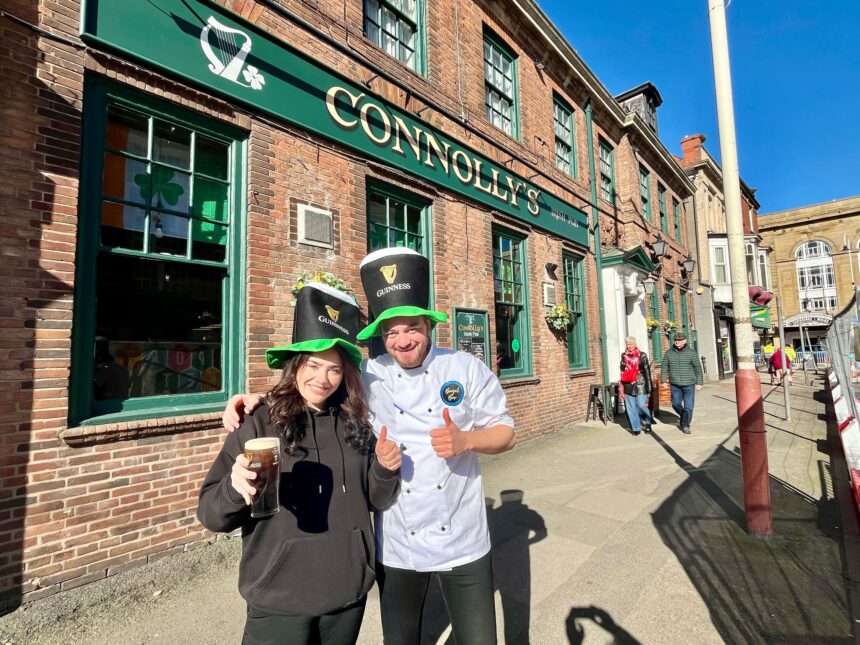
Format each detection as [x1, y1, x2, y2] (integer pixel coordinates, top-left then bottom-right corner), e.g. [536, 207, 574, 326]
[377, 552, 496, 645]
[241, 596, 367, 645]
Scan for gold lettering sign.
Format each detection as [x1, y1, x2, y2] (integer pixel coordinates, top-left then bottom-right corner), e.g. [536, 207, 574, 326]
[324, 305, 340, 322]
[380, 264, 397, 284]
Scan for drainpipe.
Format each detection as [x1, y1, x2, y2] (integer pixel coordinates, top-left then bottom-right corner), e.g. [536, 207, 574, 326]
[585, 100, 609, 386]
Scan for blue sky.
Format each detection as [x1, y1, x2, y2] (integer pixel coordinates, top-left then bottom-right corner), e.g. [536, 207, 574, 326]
[538, 0, 860, 213]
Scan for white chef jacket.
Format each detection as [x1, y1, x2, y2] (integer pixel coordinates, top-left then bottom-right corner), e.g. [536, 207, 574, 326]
[362, 345, 514, 571]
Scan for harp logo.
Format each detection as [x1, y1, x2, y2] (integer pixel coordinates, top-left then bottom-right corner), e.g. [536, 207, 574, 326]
[380, 264, 398, 285]
[200, 16, 266, 91]
[324, 305, 340, 322]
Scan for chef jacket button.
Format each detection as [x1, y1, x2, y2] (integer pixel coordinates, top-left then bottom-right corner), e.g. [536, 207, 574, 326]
[399, 410, 404, 415]
[428, 408, 432, 413]
[424, 370, 429, 375]
[437, 484, 442, 490]
[400, 443, 407, 451]
[406, 488, 411, 494]
[441, 526, 447, 532]
[410, 530, 416, 536]
[397, 374, 402, 378]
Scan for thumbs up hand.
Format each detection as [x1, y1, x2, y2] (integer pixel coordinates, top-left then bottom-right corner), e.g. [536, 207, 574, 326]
[430, 409, 467, 459]
[375, 426, 402, 472]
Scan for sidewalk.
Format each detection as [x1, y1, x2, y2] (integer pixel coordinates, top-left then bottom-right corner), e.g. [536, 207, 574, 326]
[1, 374, 856, 644]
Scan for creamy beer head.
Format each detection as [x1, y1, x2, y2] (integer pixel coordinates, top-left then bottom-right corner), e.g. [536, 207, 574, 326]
[244, 437, 279, 453]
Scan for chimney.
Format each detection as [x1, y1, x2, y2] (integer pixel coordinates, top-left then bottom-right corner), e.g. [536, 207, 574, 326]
[680, 134, 706, 163]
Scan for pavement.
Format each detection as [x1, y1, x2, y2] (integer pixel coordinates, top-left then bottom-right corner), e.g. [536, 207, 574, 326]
[1, 372, 858, 644]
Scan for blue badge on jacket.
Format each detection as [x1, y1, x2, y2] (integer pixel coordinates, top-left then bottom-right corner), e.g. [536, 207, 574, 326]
[440, 381, 464, 406]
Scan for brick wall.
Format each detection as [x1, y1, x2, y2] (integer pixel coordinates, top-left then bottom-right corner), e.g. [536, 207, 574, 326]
[0, 0, 694, 607]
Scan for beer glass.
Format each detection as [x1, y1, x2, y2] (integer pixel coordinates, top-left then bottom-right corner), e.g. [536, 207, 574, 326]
[244, 437, 280, 518]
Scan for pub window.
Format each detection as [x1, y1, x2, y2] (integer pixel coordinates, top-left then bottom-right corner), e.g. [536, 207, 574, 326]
[70, 79, 246, 426]
[563, 253, 589, 370]
[553, 96, 577, 177]
[367, 183, 430, 254]
[666, 284, 676, 333]
[673, 198, 682, 243]
[639, 166, 651, 222]
[363, 0, 425, 74]
[658, 184, 668, 234]
[599, 139, 614, 203]
[492, 228, 531, 378]
[483, 30, 519, 138]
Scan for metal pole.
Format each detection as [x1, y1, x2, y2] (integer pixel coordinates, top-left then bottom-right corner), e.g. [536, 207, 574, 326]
[707, 0, 772, 535]
[845, 235, 856, 288]
[776, 296, 791, 420]
[798, 319, 808, 385]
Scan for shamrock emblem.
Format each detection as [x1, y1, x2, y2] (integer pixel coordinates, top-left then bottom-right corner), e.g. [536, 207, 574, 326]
[242, 65, 265, 90]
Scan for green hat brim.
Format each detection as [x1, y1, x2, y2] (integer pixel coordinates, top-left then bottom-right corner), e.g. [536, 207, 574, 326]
[265, 338, 363, 370]
[356, 306, 448, 340]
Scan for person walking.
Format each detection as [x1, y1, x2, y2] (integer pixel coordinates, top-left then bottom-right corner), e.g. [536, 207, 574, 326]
[660, 332, 703, 434]
[618, 336, 655, 436]
[199, 283, 402, 645]
[770, 346, 792, 386]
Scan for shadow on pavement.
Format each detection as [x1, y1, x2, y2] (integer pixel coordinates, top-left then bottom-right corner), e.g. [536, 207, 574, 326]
[649, 428, 853, 643]
[417, 490, 547, 644]
[565, 605, 641, 645]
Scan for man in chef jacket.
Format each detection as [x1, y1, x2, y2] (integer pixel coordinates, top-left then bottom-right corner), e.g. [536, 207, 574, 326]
[222, 247, 516, 644]
[356, 247, 516, 644]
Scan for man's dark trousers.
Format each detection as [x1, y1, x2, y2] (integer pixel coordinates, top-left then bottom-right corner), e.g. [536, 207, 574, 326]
[670, 384, 695, 427]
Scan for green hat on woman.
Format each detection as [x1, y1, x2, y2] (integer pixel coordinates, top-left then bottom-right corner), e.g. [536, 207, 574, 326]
[266, 282, 363, 369]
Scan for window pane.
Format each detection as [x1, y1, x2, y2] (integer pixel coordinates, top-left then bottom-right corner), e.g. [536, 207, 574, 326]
[495, 303, 520, 371]
[100, 201, 145, 251]
[148, 165, 190, 213]
[153, 120, 191, 169]
[369, 223, 388, 251]
[95, 254, 224, 399]
[392, 199, 406, 230]
[369, 193, 387, 225]
[106, 104, 148, 156]
[102, 152, 149, 204]
[151, 212, 188, 256]
[194, 177, 229, 222]
[192, 222, 227, 262]
[195, 135, 229, 180]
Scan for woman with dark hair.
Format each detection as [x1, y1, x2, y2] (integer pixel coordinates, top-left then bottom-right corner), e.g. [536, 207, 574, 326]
[198, 283, 401, 645]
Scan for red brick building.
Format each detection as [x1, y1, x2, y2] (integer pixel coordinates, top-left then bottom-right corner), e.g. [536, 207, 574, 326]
[0, 0, 693, 607]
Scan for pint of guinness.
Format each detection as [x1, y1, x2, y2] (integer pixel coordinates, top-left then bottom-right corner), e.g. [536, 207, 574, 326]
[244, 437, 280, 518]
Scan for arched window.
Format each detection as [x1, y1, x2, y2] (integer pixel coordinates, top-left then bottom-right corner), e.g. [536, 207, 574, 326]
[796, 241, 835, 312]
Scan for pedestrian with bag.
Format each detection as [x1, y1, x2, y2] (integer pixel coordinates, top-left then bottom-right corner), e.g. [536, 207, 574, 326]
[618, 336, 655, 436]
[660, 332, 703, 434]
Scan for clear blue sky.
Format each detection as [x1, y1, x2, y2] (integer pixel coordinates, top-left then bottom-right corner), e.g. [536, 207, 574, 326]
[538, 0, 860, 214]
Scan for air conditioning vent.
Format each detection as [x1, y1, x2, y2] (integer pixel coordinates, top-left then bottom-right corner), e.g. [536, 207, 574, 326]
[542, 282, 556, 307]
[297, 204, 333, 248]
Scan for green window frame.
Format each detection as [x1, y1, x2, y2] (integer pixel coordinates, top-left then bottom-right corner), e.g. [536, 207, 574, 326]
[658, 184, 668, 233]
[492, 228, 531, 378]
[363, 0, 426, 75]
[673, 198, 682, 242]
[599, 139, 614, 203]
[70, 77, 246, 426]
[563, 253, 589, 370]
[650, 287, 662, 361]
[639, 166, 651, 221]
[666, 284, 676, 342]
[681, 290, 689, 335]
[553, 95, 577, 178]
[483, 30, 519, 139]
[367, 182, 431, 254]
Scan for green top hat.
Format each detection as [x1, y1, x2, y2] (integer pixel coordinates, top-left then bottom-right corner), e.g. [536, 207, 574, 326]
[356, 247, 448, 340]
[266, 282, 363, 369]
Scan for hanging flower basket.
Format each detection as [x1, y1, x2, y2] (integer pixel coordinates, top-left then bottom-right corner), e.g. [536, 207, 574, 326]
[291, 271, 355, 305]
[662, 320, 682, 335]
[545, 303, 573, 331]
[646, 317, 661, 332]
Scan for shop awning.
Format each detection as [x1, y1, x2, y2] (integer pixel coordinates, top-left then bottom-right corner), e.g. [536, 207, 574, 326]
[750, 303, 772, 329]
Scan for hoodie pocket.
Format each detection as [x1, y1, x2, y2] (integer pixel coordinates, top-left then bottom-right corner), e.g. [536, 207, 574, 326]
[248, 529, 375, 615]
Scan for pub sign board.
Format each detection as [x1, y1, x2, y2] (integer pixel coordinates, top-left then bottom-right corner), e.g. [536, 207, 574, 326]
[453, 308, 490, 368]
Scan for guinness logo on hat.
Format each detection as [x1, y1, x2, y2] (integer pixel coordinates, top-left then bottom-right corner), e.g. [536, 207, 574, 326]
[380, 264, 397, 284]
[265, 282, 363, 369]
[356, 247, 449, 340]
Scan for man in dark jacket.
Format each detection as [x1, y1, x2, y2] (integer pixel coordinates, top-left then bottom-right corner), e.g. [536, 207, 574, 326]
[660, 332, 704, 434]
[619, 336, 655, 436]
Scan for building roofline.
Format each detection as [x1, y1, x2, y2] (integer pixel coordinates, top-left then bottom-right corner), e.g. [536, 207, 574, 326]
[615, 81, 664, 107]
[759, 194, 860, 220]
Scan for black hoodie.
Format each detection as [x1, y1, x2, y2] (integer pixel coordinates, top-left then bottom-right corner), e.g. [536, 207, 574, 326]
[197, 403, 400, 616]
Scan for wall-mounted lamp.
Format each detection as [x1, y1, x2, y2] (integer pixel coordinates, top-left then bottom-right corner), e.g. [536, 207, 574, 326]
[651, 239, 668, 259]
[545, 262, 559, 273]
[642, 276, 656, 295]
[153, 214, 164, 239]
[683, 258, 696, 274]
[681, 278, 691, 289]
